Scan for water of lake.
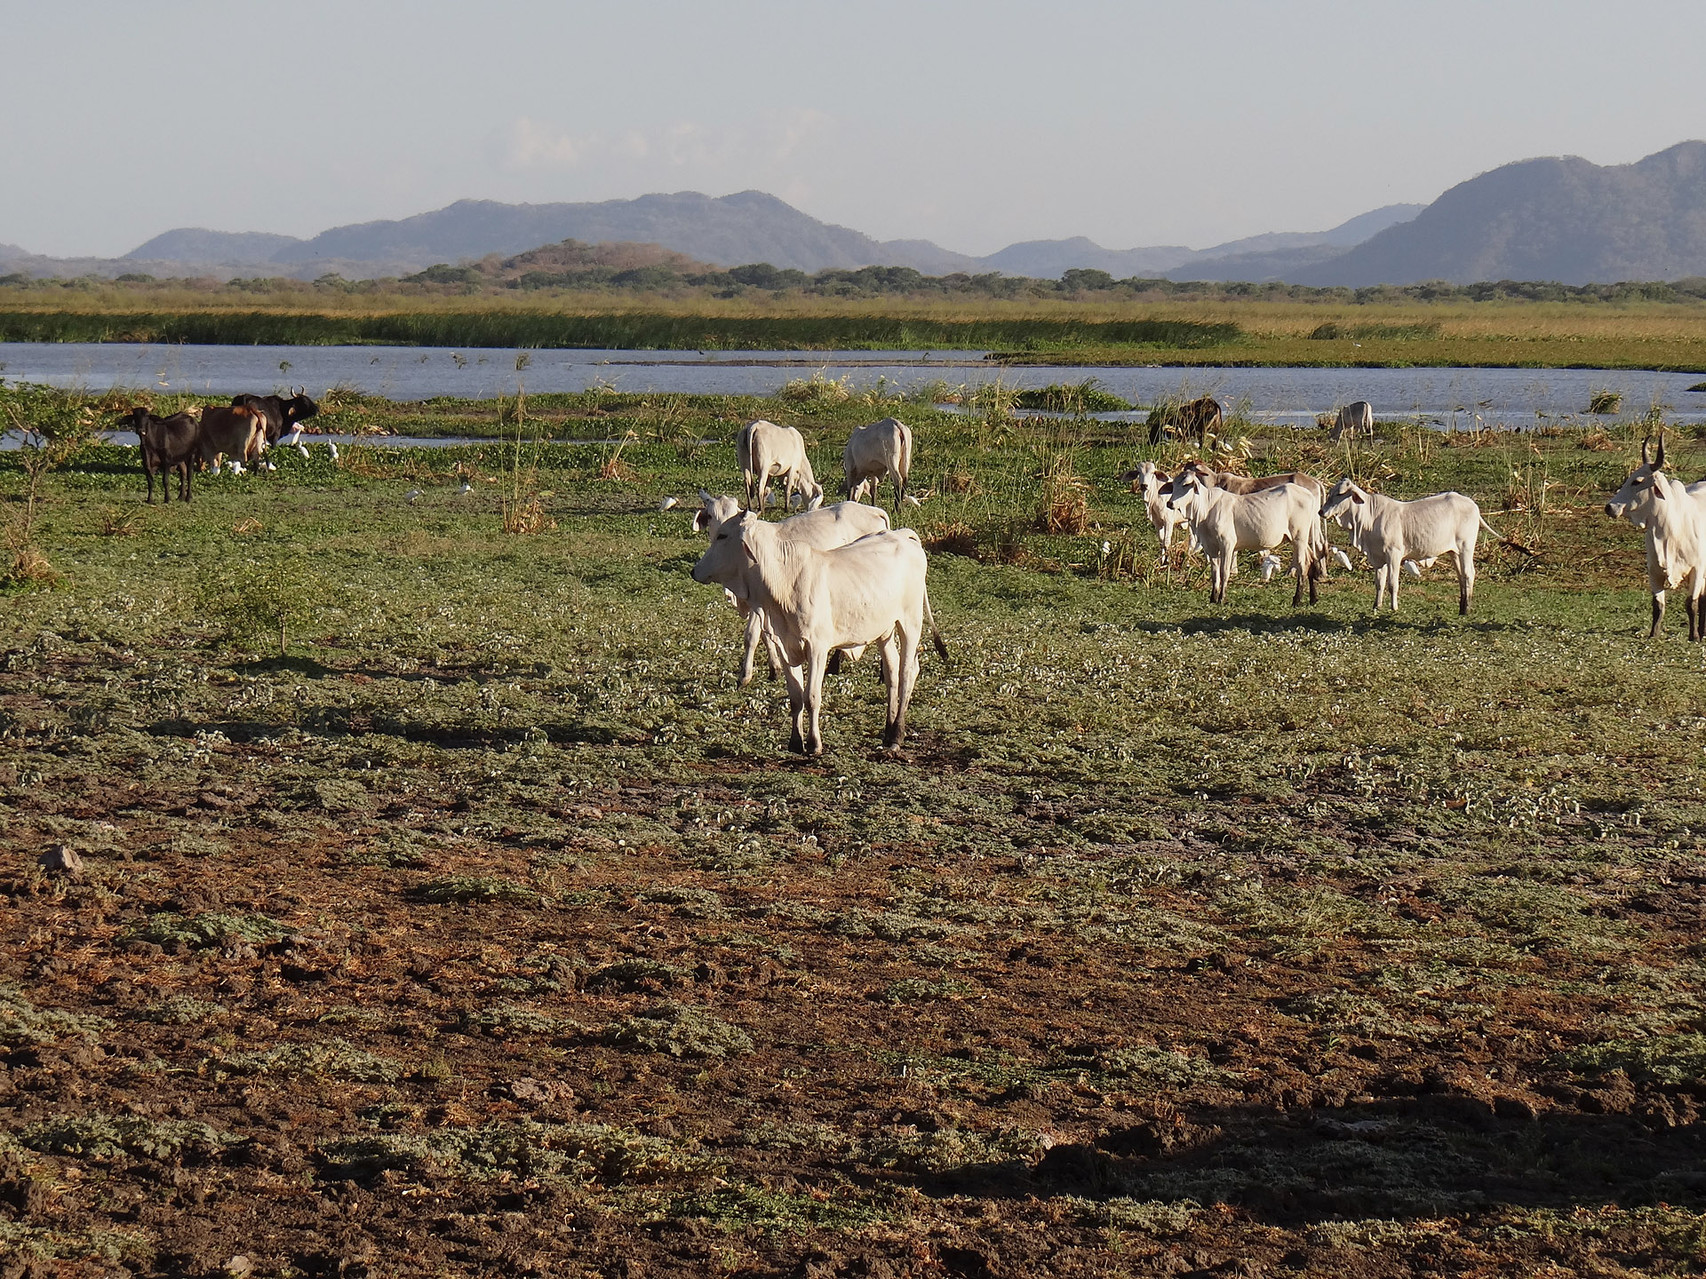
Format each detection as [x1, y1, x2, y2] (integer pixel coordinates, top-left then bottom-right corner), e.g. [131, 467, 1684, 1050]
[3, 341, 1704, 427]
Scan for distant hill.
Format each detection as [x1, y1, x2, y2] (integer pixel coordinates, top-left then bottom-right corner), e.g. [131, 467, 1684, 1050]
[126, 229, 304, 263]
[268, 191, 980, 276]
[985, 205, 1423, 282]
[19, 145, 1706, 288]
[1297, 142, 1706, 286]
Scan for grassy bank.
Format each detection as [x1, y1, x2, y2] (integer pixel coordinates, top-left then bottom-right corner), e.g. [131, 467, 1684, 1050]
[5, 278, 1706, 369]
[2, 389, 1705, 1275]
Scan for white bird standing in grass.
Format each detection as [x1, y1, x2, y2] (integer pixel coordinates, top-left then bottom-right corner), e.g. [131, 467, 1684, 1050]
[296, 442, 311, 460]
[406, 489, 423, 504]
[1332, 548, 1354, 572]
[328, 442, 339, 463]
[658, 496, 678, 511]
[458, 481, 473, 496]
[1259, 551, 1282, 582]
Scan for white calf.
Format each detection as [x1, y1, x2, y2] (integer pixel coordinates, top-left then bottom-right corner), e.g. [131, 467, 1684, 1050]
[1319, 478, 1500, 615]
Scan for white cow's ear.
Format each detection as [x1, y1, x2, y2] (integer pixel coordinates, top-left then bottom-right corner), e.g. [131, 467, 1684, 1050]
[1350, 490, 1365, 504]
[1654, 481, 1670, 500]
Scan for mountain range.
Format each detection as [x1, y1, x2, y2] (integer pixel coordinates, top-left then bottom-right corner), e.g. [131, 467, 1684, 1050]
[4, 142, 1706, 286]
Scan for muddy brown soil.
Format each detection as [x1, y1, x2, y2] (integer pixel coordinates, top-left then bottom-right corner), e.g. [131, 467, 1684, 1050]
[3, 641, 1705, 1279]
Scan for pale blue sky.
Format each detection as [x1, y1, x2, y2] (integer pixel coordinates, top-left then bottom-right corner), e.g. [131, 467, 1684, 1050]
[5, 0, 1703, 259]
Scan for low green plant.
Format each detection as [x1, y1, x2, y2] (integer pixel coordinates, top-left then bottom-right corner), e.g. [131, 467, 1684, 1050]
[603, 1002, 753, 1059]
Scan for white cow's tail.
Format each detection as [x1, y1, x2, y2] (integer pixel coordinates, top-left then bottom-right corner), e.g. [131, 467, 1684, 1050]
[923, 586, 951, 666]
[1479, 515, 1502, 539]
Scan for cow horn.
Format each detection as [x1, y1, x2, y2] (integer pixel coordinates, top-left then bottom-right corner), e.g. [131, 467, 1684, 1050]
[1656, 435, 1666, 469]
[1642, 437, 1652, 466]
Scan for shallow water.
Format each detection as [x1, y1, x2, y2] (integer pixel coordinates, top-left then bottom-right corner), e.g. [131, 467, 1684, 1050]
[3, 341, 1703, 426]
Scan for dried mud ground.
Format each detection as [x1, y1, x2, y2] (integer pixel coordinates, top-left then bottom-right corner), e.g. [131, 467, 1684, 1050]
[3, 406, 1706, 1278]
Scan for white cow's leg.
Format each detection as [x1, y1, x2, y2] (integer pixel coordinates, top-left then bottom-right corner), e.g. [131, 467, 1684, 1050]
[1388, 562, 1401, 612]
[1374, 563, 1389, 611]
[878, 635, 902, 745]
[804, 648, 829, 756]
[886, 629, 920, 750]
[784, 662, 809, 754]
[738, 611, 765, 687]
[1459, 544, 1475, 616]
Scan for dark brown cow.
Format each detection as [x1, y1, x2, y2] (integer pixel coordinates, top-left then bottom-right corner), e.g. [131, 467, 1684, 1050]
[120, 407, 200, 503]
[195, 403, 268, 472]
[232, 389, 318, 445]
[1148, 395, 1223, 447]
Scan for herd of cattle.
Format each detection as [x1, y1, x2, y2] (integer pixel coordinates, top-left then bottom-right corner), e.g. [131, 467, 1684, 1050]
[108, 389, 1691, 753]
[690, 409, 1693, 754]
[121, 390, 319, 503]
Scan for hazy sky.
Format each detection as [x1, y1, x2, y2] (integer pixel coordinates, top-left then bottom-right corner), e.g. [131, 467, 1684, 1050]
[6, 0, 1704, 259]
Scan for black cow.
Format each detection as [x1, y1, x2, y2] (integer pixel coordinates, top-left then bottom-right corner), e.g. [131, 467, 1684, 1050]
[231, 388, 318, 445]
[1147, 395, 1223, 447]
[120, 407, 200, 503]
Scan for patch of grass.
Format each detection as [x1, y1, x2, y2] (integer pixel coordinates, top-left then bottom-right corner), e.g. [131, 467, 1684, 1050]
[0, 985, 113, 1047]
[1556, 1033, 1706, 1086]
[658, 1184, 883, 1235]
[603, 1002, 753, 1059]
[121, 911, 285, 951]
[320, 1120, 706, 1184]
[20, 1114, 246, 1163]
[207, 1037, 404, 1083]
[411, 874, 538, 905]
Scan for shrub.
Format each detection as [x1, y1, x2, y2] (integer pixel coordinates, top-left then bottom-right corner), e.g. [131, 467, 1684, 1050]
[1587, 388, 1624, 415]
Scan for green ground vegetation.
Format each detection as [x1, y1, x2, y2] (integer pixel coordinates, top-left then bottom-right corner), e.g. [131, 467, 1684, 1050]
[4, 269, 1706, 367]
[2, 383, 1705, 1274]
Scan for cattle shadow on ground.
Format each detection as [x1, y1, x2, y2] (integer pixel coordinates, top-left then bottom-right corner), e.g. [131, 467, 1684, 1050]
[912, 1095, 1706, 1227]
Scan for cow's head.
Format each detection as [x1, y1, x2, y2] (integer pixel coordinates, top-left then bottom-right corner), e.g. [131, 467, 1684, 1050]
[285, 389, 319, 422]
[1605, 436, 1666, 523]
[1319, 476, 1367, 525]
[694, 489, 743, 535]
[1164, 469, 1208, 514]
[691, 509, 759, 586]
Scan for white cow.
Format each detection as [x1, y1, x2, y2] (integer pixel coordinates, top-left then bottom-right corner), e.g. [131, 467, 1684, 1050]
[1321, 400, 1375, 441]
[736, 420, 824, 512]
[1166, 472, 1326, 606]
[1319, 478, 1501, 615]
[1119, 461, 1192, 570]
[843, 417, 913, 510]
[691, 514, 947, 755]
[694, 492, 892, 683]
[1604, 438, 1706, 639]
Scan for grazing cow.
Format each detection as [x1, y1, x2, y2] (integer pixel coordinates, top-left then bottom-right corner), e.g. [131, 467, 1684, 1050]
[120, 406, 200, 503]
[195, 402, 269, 474]
[1167, 472, 1326, 605]
[694, 491, 891, 685]
[736, 420, 824, 512]
[1148, 395, 1222, 447]
[843, 417, 913, 510]
[233, 389, 319, 445]
[692, 513, 947, 755]
[1604, 438, 1706, 639]
[1319, 400, 1375, 441]
[1319, 477, 1501, 615]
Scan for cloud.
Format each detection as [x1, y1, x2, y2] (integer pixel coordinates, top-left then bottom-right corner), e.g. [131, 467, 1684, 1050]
[502, 117, 583, 169]
[495, 110, 831, 175]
